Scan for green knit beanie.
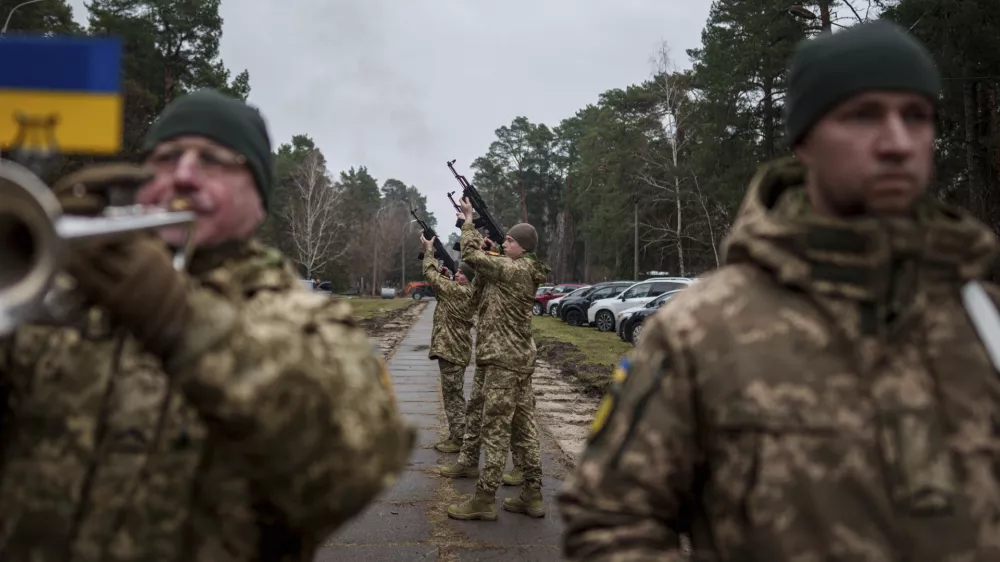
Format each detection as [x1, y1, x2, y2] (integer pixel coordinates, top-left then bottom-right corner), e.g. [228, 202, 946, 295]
[507, 223, 538, 252]
[459, 262, 476, 282]
[785, 20, 941, 146]
[142, 89, 274, 211]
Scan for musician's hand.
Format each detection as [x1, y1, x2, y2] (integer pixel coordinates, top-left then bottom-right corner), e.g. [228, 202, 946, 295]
[67, 234, 189, 359]
[420, 233, 435, 250]
[460, 196, 474, 222]
[52, 163, 154, 216]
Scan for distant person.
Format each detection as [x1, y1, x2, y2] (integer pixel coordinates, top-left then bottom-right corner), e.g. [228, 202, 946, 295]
[559, 20, 1000, 560]
[444, 197, 549, 521]
[0, 89, 414, 561]
[418, 234, 476, 453]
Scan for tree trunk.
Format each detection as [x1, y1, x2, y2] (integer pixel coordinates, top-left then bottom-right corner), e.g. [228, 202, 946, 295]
[372, 246, 378, 296]
[674, 177, 684, 276]
[519, 169, 527, 223]
[633, 199, 639, 280]
[164, 63, 175, 107]
[964, 79, 981, 212]
[762, 73, 776, 160]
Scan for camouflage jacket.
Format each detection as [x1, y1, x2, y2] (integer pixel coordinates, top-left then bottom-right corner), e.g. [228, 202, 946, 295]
[0, 239, 414, 562]
[460, 222, 550, 373]
[558, 157, 1000, 562]
[422, 252, 475, 366]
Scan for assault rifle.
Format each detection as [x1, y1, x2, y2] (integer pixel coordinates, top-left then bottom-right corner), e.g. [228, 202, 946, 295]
[411, 209, 457, 277]
[447, 159, 505, 253]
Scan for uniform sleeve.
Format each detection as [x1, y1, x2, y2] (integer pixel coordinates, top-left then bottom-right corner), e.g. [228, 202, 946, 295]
[471, 274, 484, 303]
[163, 285, 415, 539]
[460, 222, 515, 282]
[557, 315, 700, 561]
[422, 251, 456, 297]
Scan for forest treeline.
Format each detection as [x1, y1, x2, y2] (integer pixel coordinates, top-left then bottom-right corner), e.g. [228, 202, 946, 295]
[10, 1, 1000, 289]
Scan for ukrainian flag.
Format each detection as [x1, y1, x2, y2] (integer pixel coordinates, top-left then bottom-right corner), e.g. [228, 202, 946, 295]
[0, 35, 123, 155]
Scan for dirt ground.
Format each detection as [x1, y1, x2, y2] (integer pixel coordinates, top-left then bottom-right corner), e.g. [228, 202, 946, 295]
[358, 300, 427, 359]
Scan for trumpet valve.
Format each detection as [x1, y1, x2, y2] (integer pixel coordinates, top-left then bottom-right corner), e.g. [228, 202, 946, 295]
[167, 199, 193, 212]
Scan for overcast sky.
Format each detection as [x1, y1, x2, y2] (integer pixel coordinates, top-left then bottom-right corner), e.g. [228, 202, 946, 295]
[67, 0, 712, 238]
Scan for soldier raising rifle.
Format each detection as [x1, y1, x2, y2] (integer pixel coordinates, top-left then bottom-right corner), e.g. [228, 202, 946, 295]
[419, 233, 476, 454]
[443, 196, 549, 521]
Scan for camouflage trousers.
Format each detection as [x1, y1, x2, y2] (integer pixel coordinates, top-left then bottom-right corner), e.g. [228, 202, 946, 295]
[438, 359, 467, 442]
[473, 366, 542, 496]
[457, 365, 534, 472]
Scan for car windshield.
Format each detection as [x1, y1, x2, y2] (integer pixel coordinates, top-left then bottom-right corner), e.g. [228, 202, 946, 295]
[565, 286, 591, 298]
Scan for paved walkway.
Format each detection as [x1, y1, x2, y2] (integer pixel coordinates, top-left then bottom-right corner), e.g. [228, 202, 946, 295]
[317, 302, 568, 561]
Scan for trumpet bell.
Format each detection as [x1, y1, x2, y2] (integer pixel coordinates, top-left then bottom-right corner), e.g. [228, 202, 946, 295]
[0, 159, 63, 335]
[0, 159, 197, 336]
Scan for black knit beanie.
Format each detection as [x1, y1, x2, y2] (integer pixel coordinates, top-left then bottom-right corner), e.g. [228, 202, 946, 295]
[785, 20, 941, 146]
[143, 89, 274, 211]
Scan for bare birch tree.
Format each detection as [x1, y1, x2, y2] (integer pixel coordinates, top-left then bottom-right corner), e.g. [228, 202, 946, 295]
[281, 150, 347, 278]
[634, 41, 693, 274]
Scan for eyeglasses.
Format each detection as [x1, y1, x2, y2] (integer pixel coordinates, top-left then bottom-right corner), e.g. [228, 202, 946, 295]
[146, 145, 247, 175]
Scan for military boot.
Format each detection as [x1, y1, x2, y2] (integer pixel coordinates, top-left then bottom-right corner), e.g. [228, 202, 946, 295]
[439, 462, 479, 478]
[434, 438, 462, 453]
[447, 490, 497, 521]
[502, 487, 545, 518]
[502, 469, 524, 486]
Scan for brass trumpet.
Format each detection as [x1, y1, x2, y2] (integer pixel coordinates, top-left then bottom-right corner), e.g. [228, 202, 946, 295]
[0, 159, 197, 336]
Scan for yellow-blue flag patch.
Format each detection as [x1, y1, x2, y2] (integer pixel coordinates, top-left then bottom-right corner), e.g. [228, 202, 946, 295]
[589, 355, 631, 439]
[0, 35, 123, 155]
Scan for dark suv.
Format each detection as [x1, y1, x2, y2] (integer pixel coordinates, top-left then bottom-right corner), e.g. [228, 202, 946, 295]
[558, 281, 635, 327]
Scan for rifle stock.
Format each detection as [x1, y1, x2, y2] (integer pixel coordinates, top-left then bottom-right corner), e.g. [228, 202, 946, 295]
[410, 209, 457, 276]
[447, 160, 505, 252]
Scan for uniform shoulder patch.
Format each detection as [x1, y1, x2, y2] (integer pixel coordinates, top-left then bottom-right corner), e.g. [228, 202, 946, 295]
[589, 355, 631, 439]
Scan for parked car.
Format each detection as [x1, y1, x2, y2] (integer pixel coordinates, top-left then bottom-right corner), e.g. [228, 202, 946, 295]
[558, 281, 635, 326]
[299, 280, 333, 295]
[536, 285, 554, 296]
[618, 289, 684, 342]
[588, 277, 693, 332]
[533, 283, 586, 315]
[547, 285, 591, 317]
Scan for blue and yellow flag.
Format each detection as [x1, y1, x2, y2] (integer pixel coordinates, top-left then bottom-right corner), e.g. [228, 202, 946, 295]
[589, 355, 631, 438]
[0, 35, 123, 154]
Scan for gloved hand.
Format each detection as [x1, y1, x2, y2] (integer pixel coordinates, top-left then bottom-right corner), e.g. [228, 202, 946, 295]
[51, 163, 154, 215]
[67, 235, 191, 359]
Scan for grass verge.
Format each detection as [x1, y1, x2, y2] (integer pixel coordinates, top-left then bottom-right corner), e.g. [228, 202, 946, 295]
[339, 297, 417, 320]
[531, 315, 632, 395]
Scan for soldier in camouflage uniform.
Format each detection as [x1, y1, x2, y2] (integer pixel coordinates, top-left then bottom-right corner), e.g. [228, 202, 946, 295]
[441, 268, 529, 486]
[559, 21, 1000, 561]
[419, 235, 476, 452]
[0, 89, 414, 562]
[445, 197, 550, 521]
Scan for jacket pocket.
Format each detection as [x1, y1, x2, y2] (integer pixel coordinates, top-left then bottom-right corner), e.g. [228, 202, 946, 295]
[705, 401, 889, 561]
